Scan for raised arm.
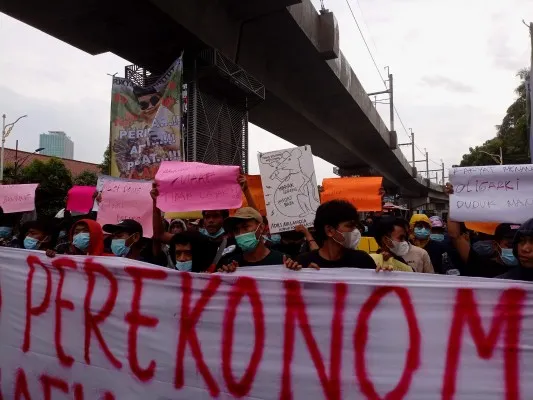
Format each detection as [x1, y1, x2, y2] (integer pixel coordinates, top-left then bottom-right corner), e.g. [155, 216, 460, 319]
[238, 174, 258, 211]
[151, 183, 174, 244]
[445, 183, 470, 264]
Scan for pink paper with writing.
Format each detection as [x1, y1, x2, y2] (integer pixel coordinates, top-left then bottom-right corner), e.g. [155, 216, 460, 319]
[155, 161, 242, 212]
[66, 186, 96, 213]
[0, 184, 38, 213]
[97, 181, 153, 238]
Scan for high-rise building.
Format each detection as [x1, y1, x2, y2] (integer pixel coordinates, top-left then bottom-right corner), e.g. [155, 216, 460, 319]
[39, 131, 74, 159]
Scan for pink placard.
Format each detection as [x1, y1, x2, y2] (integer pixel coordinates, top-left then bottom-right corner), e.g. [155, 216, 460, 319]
[155, 161, 242, 212]
[66, 186, 96, 213]
[0, 184, 38, 213]
[97, 180, 153, 238]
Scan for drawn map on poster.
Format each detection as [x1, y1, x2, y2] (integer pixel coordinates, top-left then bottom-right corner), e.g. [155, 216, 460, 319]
[258, 145, 320, 233]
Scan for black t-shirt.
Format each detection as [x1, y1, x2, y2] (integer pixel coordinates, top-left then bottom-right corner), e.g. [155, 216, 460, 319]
[463, 248, 511, 278]
[220, 249, 286, 267]
[498, 266, 533, 281]
[296, 249, 375, 269]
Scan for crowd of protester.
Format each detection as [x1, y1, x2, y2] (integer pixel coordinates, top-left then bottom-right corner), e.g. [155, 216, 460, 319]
[0, 176, 532, 282]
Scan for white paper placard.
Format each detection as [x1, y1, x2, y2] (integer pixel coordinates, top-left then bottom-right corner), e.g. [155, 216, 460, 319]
[1, 248, 533, 399]
[450, 164, 533, 223]
[258, 145, 320, 233]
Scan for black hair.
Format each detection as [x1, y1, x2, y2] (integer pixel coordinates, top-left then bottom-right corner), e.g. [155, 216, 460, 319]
[375, 217, 408, 247]
[313, 200, 359, 245]
[169, 231, 218, 272]
[19, 218, 59, 250]
[202, 210, 230, 219]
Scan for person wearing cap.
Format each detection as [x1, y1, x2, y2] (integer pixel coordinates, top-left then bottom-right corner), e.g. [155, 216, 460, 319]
[19, 218, 57, 251]
[498, 218, 533, 281]
[218, 207, 285, 268]
[103, 219, 166, 266]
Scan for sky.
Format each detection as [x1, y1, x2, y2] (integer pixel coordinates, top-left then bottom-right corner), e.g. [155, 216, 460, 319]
[0, 1, 531, 183]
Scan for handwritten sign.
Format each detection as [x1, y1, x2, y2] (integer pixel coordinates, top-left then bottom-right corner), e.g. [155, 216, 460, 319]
[93, 175, 142, 211]
[321, 176, 383, 211]
[450, 164, 533, 223]
[1, 248, 533, 399]
[0, 183, 38, 213]
[231, 174, 267, 217]
[155, 161, 241, 212]
[258, 146, 320, 233]
[97, 180, 153, 237]
[66, 185, 96, 213]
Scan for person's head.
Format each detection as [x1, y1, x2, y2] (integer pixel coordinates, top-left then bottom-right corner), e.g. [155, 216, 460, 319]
[410, 214, 431, 241]
[169, 231, 216, 272]
[103, 219, 143, 257]
[224, 207, 264, 253]
[493, 223, 520, 265]
[201, 210, 229, 238]
[133, 86, 161, 120]
[0, 213, 16, 240]
[21, 219, 57, 250]
[187, 219, 200, 233]
[375, 217, 410, 257]
[513, 218, 533, 268]
[313, 200, 362, 249]
[169, 219, 187, 235]
[365, 216, 374, 226]
[429, 216, 445, 242]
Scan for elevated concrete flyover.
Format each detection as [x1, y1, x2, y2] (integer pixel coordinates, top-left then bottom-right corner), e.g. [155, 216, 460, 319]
[1, 0, 446, 200]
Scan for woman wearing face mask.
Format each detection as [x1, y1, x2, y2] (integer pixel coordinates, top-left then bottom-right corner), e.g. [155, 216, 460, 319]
[286, 200, 375, 270]
[46, 219, 107, 258]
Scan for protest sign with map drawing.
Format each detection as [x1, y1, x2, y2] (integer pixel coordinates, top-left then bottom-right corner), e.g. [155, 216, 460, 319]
[258, 145, 320, 233]
[110, 57, 182, 180]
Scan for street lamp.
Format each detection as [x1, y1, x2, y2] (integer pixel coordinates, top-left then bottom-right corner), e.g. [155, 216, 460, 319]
[13, 147, 45, 181]
[1, 114, 28, 183]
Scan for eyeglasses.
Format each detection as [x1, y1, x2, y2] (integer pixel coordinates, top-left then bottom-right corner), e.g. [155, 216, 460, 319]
[139, 95, 161, 110]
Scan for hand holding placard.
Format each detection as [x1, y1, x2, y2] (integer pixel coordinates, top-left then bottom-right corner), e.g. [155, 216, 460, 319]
[0, 184, 38, 213]
[155, 161, 242, 212]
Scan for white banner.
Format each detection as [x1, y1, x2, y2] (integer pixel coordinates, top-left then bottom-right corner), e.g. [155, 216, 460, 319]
[1, 248, 533, 399]
[258, 145, 320, 233]
[450, 164, 533, 223]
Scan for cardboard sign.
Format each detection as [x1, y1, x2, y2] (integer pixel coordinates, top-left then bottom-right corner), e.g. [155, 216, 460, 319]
[97, 180, 153, 237]
[321, 177, 383, 211]
[155, 161, 242, 212]
[66, 186, 96, 213]
[1, 248, 533, 399]
[231, 175, 267, 217]
[450, 164, 533, 223]
[0, 183, 38, 213]
[465, 221, 500, 235]
[258, 146, 320, 233]
[93, 175, 142, 211]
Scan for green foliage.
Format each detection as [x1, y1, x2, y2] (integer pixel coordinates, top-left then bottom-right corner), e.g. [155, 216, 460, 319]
[17, 158, 73, 217]
[99, 145, 111, 175]
[74, 170, 98, 186]
[460, 69, 530, 167]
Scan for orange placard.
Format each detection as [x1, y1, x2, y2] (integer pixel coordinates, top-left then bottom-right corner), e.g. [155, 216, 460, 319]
[465, 221, 500, 235]
[321, 177, 383, 211]
[230, 175, 267, 217]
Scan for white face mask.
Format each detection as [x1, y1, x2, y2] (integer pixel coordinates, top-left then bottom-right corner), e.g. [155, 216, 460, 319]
[388, 238, 410, 257]
[334, 229, 362, 249]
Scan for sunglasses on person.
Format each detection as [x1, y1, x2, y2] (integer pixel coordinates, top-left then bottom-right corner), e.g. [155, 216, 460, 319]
[139, 95, 161, 110]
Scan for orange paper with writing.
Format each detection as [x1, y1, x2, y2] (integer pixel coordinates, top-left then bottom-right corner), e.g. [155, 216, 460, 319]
[230, 175, 267, 217]
[465, 221, 500, 235]
[321, 177, 383, 211]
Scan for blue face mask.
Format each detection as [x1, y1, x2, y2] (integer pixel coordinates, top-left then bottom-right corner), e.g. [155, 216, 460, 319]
[24, 236, 40, 250]
[414, 227, 430, 240]
[235, 226, 261, 253]
[175, 260, 193, 272]
[58, 230, 67, 239]
[199, 227, 225, 239]
[0, 226, 12, 239]
[111, 238, 130, 257]
[472, 240, 495, 257]
[364, 225, 368, 233]
[430, 233, 445, 242]
[500, 248, 519, 266]
[73, 232, 91, 252]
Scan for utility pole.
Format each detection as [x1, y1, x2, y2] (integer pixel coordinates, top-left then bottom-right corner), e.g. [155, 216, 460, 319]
[411, 129, 415, 168]
[425, 149, 429, 180]
[368, 68, 394, 135]
[441, 161, 445, 185]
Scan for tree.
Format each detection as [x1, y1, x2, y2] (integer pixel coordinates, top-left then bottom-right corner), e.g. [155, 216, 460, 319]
[74, 170, 98, 186]
[99, 144, 111, 175]
[460, 69, 530, 166]
[18, 158, 73, 217]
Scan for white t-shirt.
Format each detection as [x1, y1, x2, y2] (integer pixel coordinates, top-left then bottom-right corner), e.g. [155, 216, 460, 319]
[402, 244, 434, 273]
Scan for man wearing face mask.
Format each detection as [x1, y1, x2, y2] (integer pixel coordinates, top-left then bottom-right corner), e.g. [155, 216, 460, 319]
[103, 219, 166, 265]
[408, 214, 444, 274]
[169, 231, 218, 272]
[389, 217, 434, 273]
[46, 219, 107, 257]
[292, 200, 375, 269]
[218, 207, 285, 268]
[19, 219, 56, 251]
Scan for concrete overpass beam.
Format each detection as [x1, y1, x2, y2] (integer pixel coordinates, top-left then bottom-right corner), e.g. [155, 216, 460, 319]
[318, 11, 339, 60]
